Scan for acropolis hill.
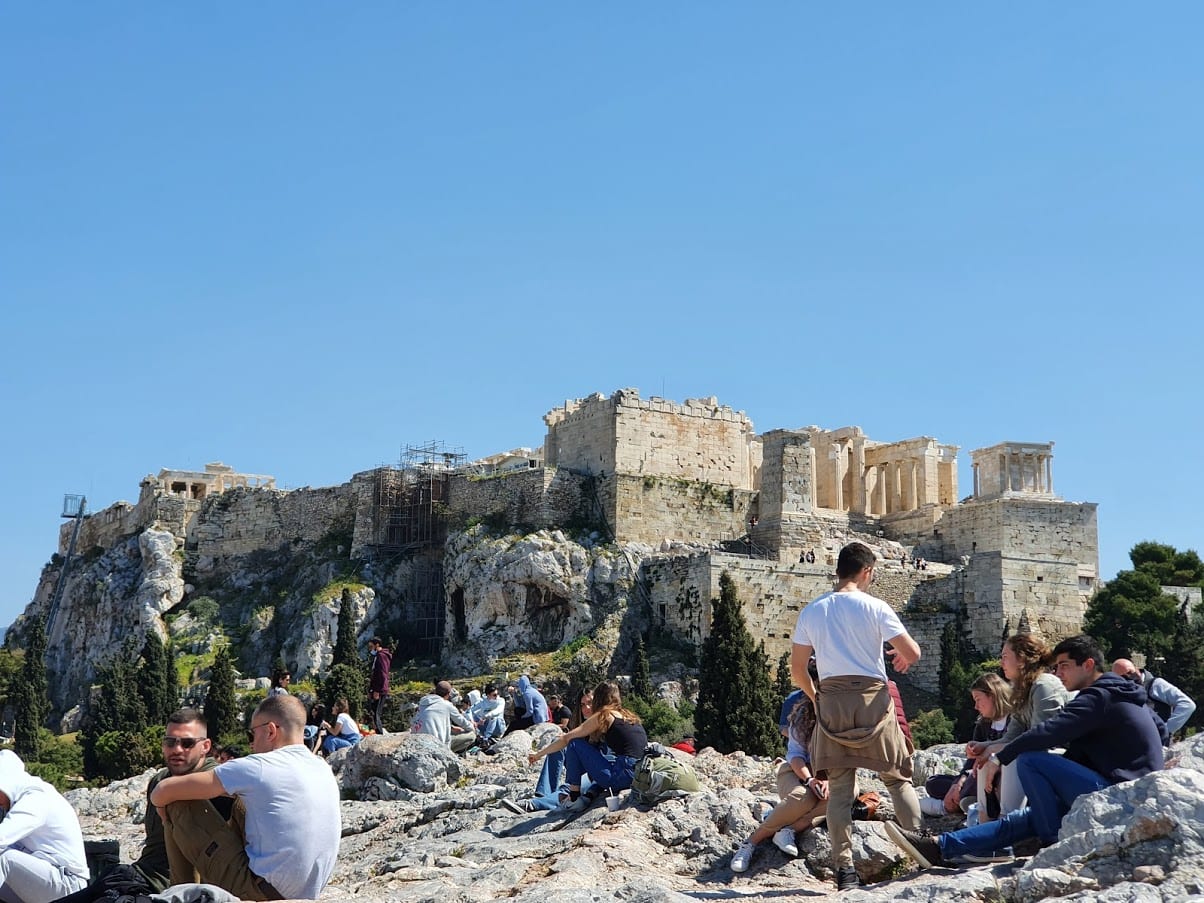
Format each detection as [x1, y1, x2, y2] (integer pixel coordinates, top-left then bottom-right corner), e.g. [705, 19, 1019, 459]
[15, 388, 1098, 718]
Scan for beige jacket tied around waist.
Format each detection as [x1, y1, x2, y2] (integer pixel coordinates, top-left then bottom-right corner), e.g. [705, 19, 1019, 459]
[811, 675, 914, 778]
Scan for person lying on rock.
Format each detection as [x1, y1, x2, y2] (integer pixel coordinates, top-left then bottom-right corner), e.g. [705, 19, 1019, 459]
[730, 675, 828, 873]
[886, 634, 1165, 869]
[0, 748, 88, 903]
[149, 694, 341, 900]
[528, 680, 647, 811]
[57, 707, 233, 903]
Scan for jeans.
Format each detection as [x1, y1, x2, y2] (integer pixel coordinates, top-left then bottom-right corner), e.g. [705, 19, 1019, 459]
[537, 749, 565, 797]
[563, 738, 636, 791]
[940, 753, 1110, 858]
[1015, 751, 1109, 844]
[322, 732, 361, 755]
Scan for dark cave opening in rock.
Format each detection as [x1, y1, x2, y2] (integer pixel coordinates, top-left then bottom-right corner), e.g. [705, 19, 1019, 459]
[525, 585, 572, 650]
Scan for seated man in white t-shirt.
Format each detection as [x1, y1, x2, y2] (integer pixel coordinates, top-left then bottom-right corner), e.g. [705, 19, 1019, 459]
[149, 694, 341, 900]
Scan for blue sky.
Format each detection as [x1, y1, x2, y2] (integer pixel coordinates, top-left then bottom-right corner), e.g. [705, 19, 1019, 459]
[3, 5, 1201, 631]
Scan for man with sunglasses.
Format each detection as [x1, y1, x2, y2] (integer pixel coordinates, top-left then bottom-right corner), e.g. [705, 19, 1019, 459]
[149, 693, 339, 900]
[55, 708, 228, 903]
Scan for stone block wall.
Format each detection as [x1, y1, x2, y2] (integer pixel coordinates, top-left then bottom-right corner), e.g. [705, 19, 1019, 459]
[613, 475, 756, 546]
[938, 497, 1099, 653]
[444, 467, 591, 532]
[60, 490, 200, 556]
[187, 484, 358, 560]
[544, 388, 758, 488]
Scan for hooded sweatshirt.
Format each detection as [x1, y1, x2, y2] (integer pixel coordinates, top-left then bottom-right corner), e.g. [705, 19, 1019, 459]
[0, 749, 88, 878]
[998, 672, 1165, 784]
[516, 675, 550, 724]
[411, 693, 474, 744]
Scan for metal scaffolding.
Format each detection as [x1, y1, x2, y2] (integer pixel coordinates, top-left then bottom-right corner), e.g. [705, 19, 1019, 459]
[371, 441, 466, 552]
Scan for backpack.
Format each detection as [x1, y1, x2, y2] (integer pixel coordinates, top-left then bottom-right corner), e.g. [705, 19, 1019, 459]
[1142, 672, 1175, 724]
[630, 750, 701, 805]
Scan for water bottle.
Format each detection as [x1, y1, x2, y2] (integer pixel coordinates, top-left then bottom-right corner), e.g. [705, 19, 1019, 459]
[965, 803, 980, 827]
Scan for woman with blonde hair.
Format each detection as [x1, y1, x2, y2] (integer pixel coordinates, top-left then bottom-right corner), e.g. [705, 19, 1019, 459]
[529, 681, 647, 810]
[968, 634, 1069, 815]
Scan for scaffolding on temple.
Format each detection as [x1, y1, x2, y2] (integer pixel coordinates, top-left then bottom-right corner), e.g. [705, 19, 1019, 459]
[371, 441, 466, 552]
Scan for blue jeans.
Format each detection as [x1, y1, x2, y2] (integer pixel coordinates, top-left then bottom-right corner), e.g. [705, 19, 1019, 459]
[940, 752, 1109, 858]
[564, 738, 636, 791]
[1015, 751, 1109, 844]
[537, 749, 565, 797]
[322, 733, 361, 755]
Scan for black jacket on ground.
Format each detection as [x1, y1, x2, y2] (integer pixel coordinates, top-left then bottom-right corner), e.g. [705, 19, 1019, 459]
[997, 672, 1165, 784]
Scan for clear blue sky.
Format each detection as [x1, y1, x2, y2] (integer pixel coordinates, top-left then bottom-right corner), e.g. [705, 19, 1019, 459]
[3, 5, 1202, 632]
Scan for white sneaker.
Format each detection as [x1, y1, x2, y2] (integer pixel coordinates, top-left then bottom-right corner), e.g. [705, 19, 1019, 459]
[772, 826, 799, 857]
[730, 840, 757, 873]
[920, 797, 947, 817]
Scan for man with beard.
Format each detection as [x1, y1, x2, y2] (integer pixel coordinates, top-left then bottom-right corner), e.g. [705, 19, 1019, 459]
[56, 708, 231, 903]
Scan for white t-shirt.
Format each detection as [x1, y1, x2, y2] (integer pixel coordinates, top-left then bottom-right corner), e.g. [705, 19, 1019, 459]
[792, 589, 907, 682]
[215, 744, 341, 899]
[333, 712, 359, 737]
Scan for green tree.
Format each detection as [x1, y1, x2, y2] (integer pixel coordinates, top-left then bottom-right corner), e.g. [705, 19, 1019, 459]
[322, 663, 366, 721]
[331, 589, 359, 669]
[774, 651, 793, 702]
[694, 572, 779, 755]
[1159, 601, 1204, 735]
[13, 620, 50, 761]
[139, 632, 178, 726]
[910, 709, 955, 749]
[82, 641, 149, 779]
[1129, 541, 1204, 587]
[630, 637, 653, 702]
[1084, 569, 1179, 662]
[204, 646, 241, 743]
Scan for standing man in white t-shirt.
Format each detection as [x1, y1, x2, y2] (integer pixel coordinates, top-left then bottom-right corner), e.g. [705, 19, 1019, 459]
[791, 541, 922, 892]
[150, 694, 341, 900]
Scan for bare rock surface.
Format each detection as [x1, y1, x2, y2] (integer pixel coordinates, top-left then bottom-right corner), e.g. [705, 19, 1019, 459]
[67, 734, 1204, 902]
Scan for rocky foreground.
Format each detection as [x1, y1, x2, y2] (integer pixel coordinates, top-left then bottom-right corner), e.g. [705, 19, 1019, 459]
[68, 728, 1204, 903]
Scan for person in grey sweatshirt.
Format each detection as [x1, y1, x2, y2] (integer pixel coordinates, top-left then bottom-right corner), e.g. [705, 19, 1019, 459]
[411, 680, 476, 754]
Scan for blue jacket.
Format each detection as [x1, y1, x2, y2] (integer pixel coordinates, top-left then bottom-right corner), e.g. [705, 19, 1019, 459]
[998, 672, 1165, 784]
[517, 675, 550, 724]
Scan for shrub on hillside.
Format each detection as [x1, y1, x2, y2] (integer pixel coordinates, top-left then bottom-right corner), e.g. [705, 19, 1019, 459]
[910, 708, 955, 749]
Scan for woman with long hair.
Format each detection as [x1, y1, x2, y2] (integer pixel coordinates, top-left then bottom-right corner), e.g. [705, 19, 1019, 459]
[529, 681, 647, 810]
[968, 634, 1068, 815]
[730, 688, 828, 873]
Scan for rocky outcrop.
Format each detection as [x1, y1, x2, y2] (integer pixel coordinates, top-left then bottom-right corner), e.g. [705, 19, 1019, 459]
[67, 734, 1204, 902]
[441, 527, 651, 673]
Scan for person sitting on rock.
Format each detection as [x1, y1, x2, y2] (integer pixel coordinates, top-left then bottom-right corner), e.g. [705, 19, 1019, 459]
[0, 749, 88, 903]
[58, 707, 234, 903]
[528, 681, 647, 811]
[730, 679, 828, 873]
[321, 698, 362, 755]
[1112, 658, 1197, 738]
[506, 675, 549, 734]
[149, 694, 341, 900]
[887, 634, 1165, 868]
[304, 702, 328, 753]
[470, 685, 507, 745]
[267, 668, 291, 697]
[411, 680, 477, 755]
[921, 673, 1012, 820]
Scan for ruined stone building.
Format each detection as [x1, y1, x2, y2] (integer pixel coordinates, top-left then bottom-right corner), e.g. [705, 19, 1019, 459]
[43, 388, 1098, 703]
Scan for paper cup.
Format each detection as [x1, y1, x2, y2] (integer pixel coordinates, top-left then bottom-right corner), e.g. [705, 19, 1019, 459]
[606, 794, 622, 812]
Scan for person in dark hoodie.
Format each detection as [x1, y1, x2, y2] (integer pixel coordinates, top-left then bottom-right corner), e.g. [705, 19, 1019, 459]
[887, 634, 1166, 868]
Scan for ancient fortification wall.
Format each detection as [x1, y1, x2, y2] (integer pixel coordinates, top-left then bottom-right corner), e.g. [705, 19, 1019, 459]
[614, 476, 756, 546]
[187, 484, 358, 562]
[445, 468, 591, 532]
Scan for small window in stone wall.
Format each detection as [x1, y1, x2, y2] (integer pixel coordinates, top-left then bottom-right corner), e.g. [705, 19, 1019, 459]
[1036, 575, 1044, 582]
[658, 604, 667, 625]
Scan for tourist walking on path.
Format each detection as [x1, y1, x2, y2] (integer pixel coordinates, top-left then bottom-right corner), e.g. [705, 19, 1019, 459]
[790, 541, 922, 892]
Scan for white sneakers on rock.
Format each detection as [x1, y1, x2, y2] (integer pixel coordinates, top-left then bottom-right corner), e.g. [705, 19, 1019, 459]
[730, 840, 757, 873]
[772, 827, 799, 857]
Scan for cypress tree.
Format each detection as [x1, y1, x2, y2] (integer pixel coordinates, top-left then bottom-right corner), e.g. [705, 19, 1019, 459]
[331, 588, 359, 669]
[631, 637, 653, 702]
[13, 620, 49, 760]
[82, 642, 148, 778]
[139, 632, 178, 726]
[694, 572, 780, 755]
[204, 646, 240, 742]
[774, 650, 793, 702]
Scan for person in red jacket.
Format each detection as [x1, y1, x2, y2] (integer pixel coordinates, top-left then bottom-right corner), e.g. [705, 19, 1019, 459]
[368, 636, 392, 734]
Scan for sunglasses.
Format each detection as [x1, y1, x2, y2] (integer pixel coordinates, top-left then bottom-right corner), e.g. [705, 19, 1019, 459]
[162, 737, 204, 749]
